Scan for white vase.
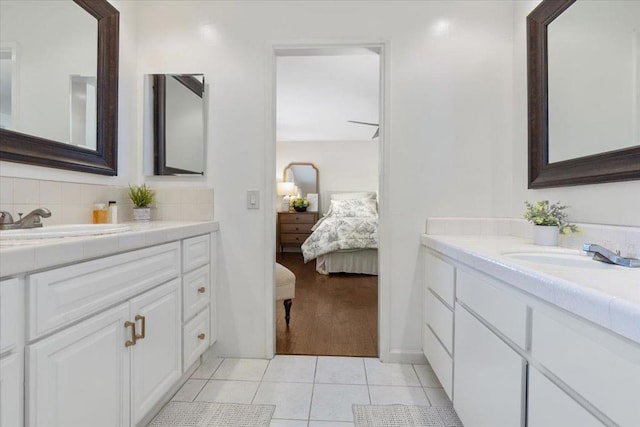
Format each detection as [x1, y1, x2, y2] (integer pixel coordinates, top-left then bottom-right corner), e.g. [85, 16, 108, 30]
[533, 225, 559, 246]
[133, 207, 151, 222]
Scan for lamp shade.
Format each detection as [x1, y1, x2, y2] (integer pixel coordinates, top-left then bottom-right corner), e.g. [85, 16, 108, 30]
[277, 181, 295, 196]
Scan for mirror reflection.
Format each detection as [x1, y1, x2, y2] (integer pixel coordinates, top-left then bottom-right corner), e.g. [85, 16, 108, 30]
[144, 74, 206, 176]
[0, 0, 97, 148]
[283, 162, 319, 197]
[548, 0, 640, 163]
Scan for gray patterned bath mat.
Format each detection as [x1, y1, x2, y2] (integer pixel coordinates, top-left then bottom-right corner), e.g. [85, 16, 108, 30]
[148, 402, 275, 427]
[353, 404, 464, 427]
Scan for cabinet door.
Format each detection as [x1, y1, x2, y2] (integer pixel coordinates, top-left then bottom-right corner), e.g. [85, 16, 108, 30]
[453, 305, 525, 427]
[1, 352, 23, 427]
[129, 279, 182, 425]
[27, 303, 130, 427]
[528, 367, 604, 427]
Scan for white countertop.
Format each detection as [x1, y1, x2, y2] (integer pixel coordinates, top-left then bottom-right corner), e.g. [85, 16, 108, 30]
[421, 234, 640, 345]
[0, 221, 219, 278]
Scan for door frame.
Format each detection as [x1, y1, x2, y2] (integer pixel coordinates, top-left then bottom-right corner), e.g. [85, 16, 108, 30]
[264, 40, 391, 360]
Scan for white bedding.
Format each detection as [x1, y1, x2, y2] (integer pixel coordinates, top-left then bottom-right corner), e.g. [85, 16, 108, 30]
[301, 198, 378, 263]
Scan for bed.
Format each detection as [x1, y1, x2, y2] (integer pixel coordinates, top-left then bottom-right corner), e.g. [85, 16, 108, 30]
[301, 192, 378, 275]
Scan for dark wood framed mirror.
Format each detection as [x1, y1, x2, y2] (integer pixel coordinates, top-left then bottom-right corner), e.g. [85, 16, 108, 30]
[527, 0, 640, 188]
[153, 74, 205, 176]
[0, 0, 119, 176]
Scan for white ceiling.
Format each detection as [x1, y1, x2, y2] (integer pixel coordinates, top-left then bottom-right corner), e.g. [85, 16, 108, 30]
[276, 49, 380, 141]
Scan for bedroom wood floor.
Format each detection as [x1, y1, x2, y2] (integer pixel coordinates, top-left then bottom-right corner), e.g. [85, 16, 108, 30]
[276, 252, 378, 357]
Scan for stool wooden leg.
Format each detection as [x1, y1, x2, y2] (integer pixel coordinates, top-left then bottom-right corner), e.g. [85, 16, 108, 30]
[283, 299, 292, 326]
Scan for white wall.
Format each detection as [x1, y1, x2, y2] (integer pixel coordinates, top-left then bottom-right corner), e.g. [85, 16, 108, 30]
[0, 0, 139, 186]
[511, 1, 640, 227]
[136, 0, 515, 359]
[276, 140, 378, 203]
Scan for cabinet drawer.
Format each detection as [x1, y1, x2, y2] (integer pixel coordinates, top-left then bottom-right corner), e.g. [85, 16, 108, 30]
[28, 242, 180, 341]
[281, 223, 313, 233]
[280, 214, 315, 224]
[183, 308, 210, 370]
[528, 367, 603, 427]
[183, 265, 210, 321]
[532, 310, 640, 427]
[1, 278, 20, 354]
[280, 233, 310, 244]
[183, 234, 210, 272]
[425, 252, 455, 307]
[457, 269, 528, 349]
[423, 325, 453, 398]
[425, 290, 453, 353]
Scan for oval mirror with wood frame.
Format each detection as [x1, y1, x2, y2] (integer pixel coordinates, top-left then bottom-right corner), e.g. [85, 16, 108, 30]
[527, 0, 640, 188]
[0, 0, 119, 176]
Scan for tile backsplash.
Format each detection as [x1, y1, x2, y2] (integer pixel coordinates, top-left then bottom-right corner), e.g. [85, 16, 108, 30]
[0, 177, 214, 225]
[425, 217, 640, 258]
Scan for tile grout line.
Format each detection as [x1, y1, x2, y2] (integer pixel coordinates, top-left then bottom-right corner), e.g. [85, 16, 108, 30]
[192, 357, 225, 402]
[363, 358, 372, 405]
[307, 356, 319, 422]
[411, 364, 432, 406]
[250, 357, 272, 404]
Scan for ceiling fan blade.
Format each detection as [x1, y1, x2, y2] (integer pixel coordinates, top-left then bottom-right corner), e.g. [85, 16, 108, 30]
[372, 128, 379, 139]
[347, 120, 379, 127]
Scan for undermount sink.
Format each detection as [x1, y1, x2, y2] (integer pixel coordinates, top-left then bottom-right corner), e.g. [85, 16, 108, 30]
[502, 251, 615, 270]
[0, 224, 131, 240]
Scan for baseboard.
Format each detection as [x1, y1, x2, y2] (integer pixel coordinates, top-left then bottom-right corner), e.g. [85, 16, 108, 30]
[379, 349, 427, 364]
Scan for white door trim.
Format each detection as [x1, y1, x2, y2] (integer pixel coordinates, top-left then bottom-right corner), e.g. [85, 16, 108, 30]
[264, 39, 391, 360]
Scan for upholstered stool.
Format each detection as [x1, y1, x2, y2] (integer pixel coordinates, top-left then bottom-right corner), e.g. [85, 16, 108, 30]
[275, 263, 296, 325]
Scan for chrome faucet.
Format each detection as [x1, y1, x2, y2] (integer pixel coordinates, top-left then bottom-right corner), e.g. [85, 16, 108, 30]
[583, 244, 640, 268]
[0, 208, 52, 230]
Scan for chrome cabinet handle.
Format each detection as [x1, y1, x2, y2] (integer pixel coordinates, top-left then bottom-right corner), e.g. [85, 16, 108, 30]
[125, 321, 137, 347]
[135, 315, 146, 340]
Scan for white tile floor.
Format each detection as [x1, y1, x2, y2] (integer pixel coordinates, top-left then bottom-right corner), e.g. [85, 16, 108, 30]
[168, 355, 452, 426]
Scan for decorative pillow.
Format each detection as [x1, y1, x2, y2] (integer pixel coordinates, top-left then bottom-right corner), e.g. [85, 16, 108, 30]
[328, 198, 378, 218]
[330, 192, 377, 201]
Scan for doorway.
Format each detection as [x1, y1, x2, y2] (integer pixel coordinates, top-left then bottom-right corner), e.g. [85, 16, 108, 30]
[271, 45, 384, 357]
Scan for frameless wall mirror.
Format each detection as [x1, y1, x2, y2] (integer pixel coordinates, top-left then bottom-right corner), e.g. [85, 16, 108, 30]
[0, 0, 119, 175]
[528, 0, 640, 188]
[144, 74, 205, 176]
[283, 162, 319, 197]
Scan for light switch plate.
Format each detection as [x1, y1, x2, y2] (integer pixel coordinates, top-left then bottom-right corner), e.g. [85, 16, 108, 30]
[247, 190, 260, 209]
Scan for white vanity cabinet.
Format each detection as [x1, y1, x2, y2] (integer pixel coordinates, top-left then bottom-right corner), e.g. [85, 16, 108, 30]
[26, 243, 183, 427]
[0, 225, 218, 427]
[423, 240, 640, 427]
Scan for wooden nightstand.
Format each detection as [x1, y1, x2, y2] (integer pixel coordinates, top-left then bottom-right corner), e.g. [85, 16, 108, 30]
[277, 211, 318, 253]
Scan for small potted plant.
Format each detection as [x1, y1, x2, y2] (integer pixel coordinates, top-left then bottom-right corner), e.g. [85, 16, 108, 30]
[128, 184, 155, 222]
[291, 197, 310, 213]
[524, 200, 578, 246]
